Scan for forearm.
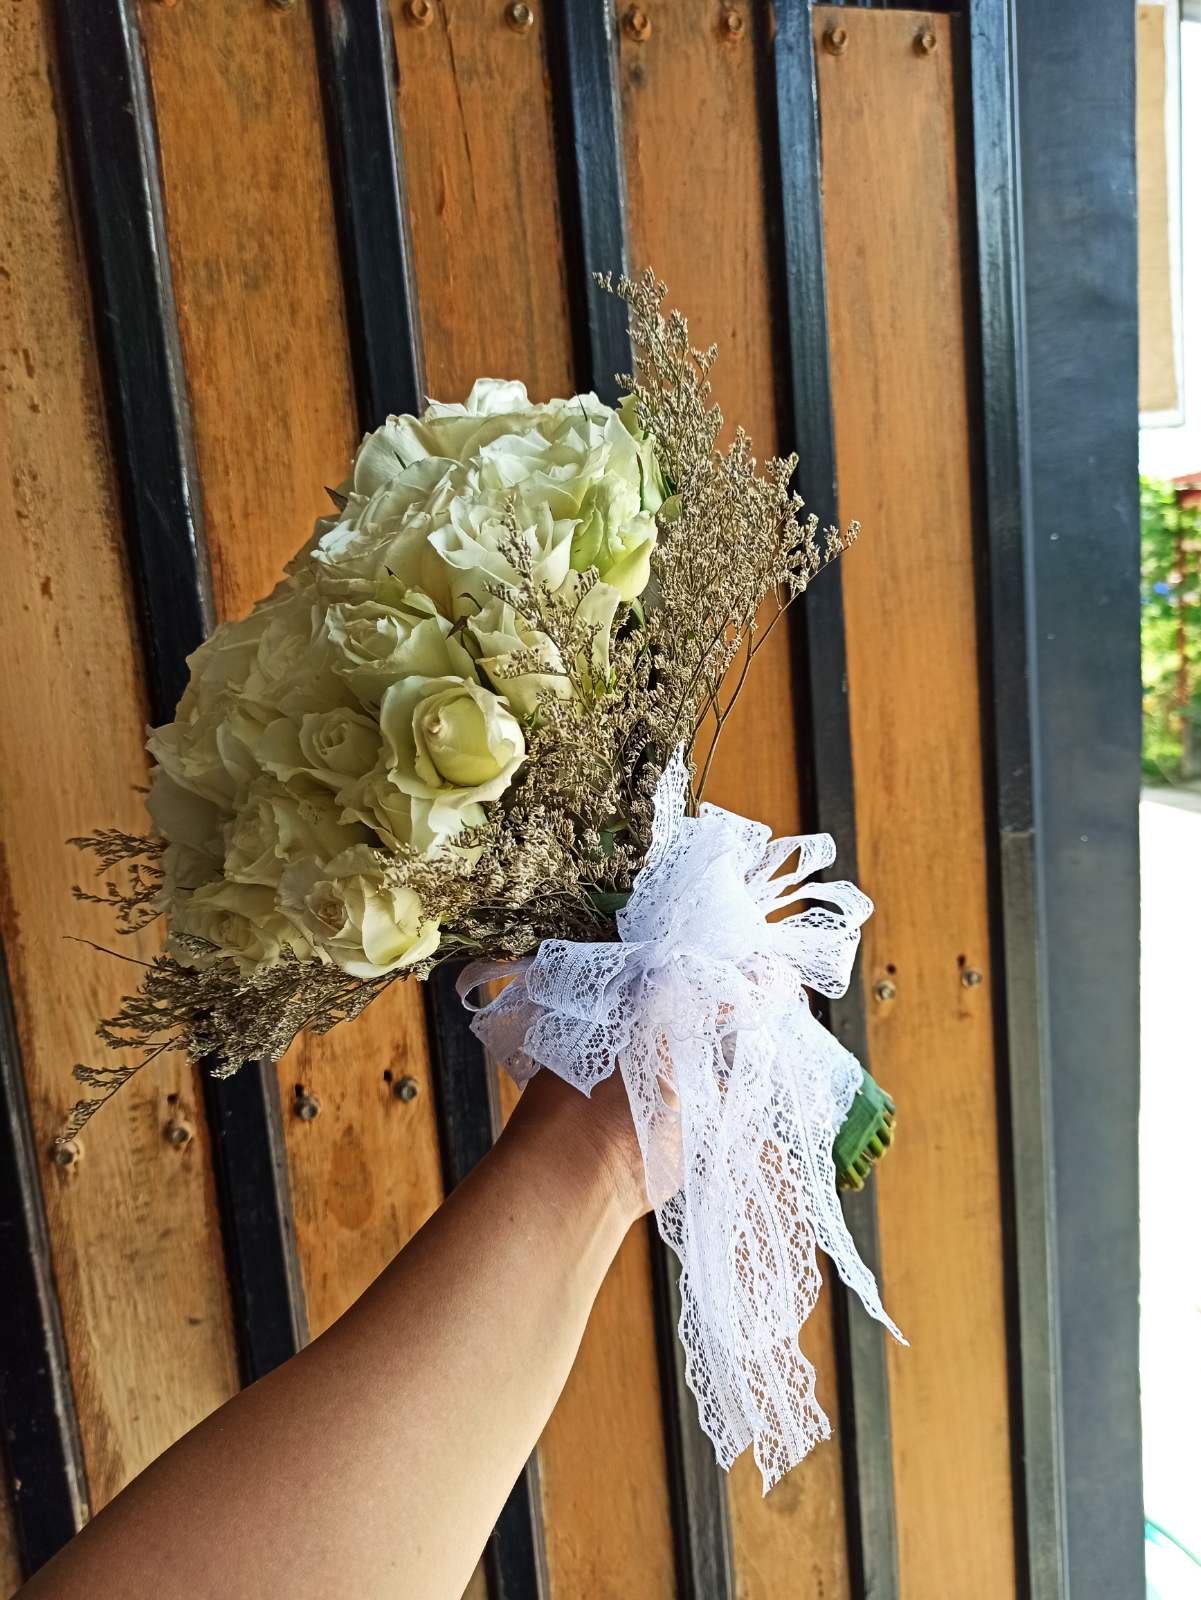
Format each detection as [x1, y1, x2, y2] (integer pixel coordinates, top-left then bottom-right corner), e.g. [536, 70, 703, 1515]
[23, 1072, 642, 1600]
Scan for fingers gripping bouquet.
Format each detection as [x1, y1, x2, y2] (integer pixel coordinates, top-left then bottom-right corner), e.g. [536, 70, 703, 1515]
[69, 274, 901, 1489]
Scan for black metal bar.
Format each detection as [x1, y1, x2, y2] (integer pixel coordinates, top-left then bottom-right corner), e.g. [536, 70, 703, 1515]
[311, 0, 424, 426]
[547, 0, 631, 404]
[766, 5, 899, 1597]
[1011, 0, 1143, 1594]
[0, 949, 89, 1577]
[312, 10, 546, 1594]
[547, 7, 736, 1596]
[962, 4, 1066, 1596]
[50, 0, 307, 1385]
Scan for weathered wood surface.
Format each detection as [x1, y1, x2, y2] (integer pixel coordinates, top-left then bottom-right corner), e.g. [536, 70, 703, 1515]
[0, 0, 238, 1520]
[621, 6, 851, 1597]
[816, 9, 1017, 1595]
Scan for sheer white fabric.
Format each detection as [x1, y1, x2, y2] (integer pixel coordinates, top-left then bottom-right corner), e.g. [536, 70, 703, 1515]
[458, 749, 903, 1490]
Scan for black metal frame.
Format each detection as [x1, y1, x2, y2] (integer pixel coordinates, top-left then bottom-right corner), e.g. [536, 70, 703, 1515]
[1010, 1, 1144, 1595]
[49, 0, 307, 1389]
[0, 949, 88, 1576]
[961, 3, 1067, 1595]
[312, 7, 547, 1596]
[765, 5, 901, 1596]
[546, 7, 737, 1597]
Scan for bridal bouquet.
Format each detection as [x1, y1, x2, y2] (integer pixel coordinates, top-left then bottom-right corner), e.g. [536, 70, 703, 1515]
[69, 274, 900, 1488]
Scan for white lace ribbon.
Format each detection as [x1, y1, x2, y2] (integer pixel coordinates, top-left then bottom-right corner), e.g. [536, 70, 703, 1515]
[458, 749, 903, 1490]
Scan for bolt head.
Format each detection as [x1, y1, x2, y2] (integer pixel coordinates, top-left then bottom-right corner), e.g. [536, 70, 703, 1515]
[294, 1093, 321, 1122]
[720, 8, 745, 39]
[873, 979, 897, 1003]
[824, 24, 849, 55]
[623, 6, 651, 42]
[505, 1, 534, 31]
[268, 0, 296, 10]
[914, 28, 937, 55]
[164, 1118, 194, 1148]
[405, 0, 433, 26]
[393, 1075, 419, 1103]
[961, 967, 984, 988]
[50, 1138, 81, 1167]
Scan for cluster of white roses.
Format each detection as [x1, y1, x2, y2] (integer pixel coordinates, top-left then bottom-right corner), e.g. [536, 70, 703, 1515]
[147, 380, 666, 980]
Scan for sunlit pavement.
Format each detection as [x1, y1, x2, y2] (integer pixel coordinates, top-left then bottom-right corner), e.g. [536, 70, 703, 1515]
[1140, 789, 1201, 1597]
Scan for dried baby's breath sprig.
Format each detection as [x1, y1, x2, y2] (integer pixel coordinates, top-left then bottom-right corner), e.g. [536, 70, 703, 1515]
[69, 829, 165, 934]
[596, 270, 857, 803]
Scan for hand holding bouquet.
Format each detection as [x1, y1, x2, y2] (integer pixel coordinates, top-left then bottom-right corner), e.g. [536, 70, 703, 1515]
[69, 274, 900, 1488]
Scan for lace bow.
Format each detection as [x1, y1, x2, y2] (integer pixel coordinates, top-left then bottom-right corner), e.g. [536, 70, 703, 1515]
[459, 749, 902, 1490]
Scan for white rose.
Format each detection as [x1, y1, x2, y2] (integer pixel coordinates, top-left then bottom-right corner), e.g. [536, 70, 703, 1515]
[147, 692, 275, 810]
[466, 599, 568, 717]
[319, 589, 475, 706]
[170, 880, 313, 974]
[337, 767, 485, 856]
[428, 498, 576, 619]
[307, 457, 460, 614]
[256, 707, 381, 792]
[223, 779, 367, 888]
[279, 846, 440, 977]
[617, 393, 670, 514]
[379, 675, 525, 839]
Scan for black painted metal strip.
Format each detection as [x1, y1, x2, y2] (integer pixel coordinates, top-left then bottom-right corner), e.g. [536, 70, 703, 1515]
[766, 5, 899, 1597]
[1011, 0, 1143, 1593]
[962, 5, 1066, 1596]
[546, 6, 736, 1596]
[50, 0, 307, 1385]
[0, 948, 89, 1577]
[311, 0, 424, 426]
[312, 9, 545, 1596]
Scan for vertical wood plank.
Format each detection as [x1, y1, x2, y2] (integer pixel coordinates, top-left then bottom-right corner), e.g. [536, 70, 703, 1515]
[136, 0, 444, 1343]
[392, 7, 675, 1596]
[0, 1486, 21, 1598]
[619, 7, 851, 1597]
[0, 0, 239, 1511]
[815, 10, 1017, 1596]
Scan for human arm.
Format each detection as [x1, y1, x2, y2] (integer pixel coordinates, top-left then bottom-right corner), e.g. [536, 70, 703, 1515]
[22, 1069, 647, 1600]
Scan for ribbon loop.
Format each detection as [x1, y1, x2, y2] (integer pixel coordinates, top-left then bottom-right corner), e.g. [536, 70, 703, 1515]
[463, 749, 903, 1490]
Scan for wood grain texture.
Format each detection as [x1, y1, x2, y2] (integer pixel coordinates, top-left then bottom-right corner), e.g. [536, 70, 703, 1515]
[393, 8, 675, 1596]
[815, 10, 1016, 1595]
[391, 0, 574, 405]
[136, 0, 444, 1342]
[620, 7, 850, 1597]
[0, 1480, 20, 1598]
[0, 0, 238, 1510]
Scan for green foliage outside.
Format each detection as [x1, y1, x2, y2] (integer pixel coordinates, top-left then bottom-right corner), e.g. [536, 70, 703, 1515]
[1141, 476, 1201, 784]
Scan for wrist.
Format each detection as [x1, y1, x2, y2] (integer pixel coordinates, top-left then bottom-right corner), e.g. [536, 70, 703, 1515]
[500, 1070, 649, 1236]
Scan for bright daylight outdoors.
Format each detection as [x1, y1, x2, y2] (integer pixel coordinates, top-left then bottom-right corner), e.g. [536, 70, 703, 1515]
[1137, 5, 1201, 1597]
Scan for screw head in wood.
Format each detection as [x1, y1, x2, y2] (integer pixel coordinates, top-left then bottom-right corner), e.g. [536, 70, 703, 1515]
[914, 28, 937, 55]
[719, 8, 745, 40]
[393, 1075, 419, 1103]
[294, 1091, 321, 1122]
[164, 1117, 194, 1148]
[50, 1138, 81, 1167]
[268, 0, 296, 10]
[961, 967, 984, 988]
[404, 0, 434, 26]
[623, 6, 651, 42]
[823, 24, 849, 55]
[873, 978, 897, 1003]
[505, 1, 534, 31]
